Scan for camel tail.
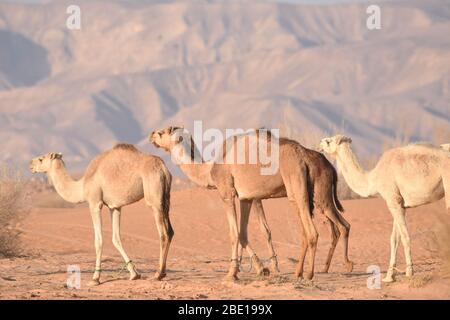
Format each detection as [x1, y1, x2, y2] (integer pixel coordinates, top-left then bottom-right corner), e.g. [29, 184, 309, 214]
[332, 166, 345, 213]
[161, 167, 172, 218]
[160, 165, 174, 237]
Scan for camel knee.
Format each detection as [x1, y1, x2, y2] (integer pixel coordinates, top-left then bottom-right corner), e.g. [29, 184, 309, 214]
[94, 237, 103, 250]
[390, 232, 397, 244]
[168, 227, 174, 241]
[111, 235, 120, 248]
[266, 231, 272, 242]
[159, 233, 170, 244]
[399, 231, 410, 243]
[307, 233, 318, 248]
[338, 224, 349, 238]
[239, 237, 248, 248]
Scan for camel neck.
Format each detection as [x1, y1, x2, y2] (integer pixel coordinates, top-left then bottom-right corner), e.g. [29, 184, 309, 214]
[48, 160, 85, 203]
[171, 137, 204, 165]
[170, 137, 215, 188]
[336, 144, 375, 197]
[179, 162, 215, 188]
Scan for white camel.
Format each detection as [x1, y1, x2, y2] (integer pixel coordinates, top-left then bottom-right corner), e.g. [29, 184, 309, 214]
[30, 144, 174, 285]
[320, 135, 450, 282]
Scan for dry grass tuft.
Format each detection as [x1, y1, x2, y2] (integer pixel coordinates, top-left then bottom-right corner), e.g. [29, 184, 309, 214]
[408, 274, 433, 289]
[0, 166, 28, 258]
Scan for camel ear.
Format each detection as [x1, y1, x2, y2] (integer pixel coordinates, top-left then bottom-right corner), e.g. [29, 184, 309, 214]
[168, 126, 183, 134]
[336, 135, 352, 145]
[50, 153, 63, 160]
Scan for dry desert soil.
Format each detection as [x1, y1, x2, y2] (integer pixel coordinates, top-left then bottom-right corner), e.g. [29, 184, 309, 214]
[1, 188, 449, 300]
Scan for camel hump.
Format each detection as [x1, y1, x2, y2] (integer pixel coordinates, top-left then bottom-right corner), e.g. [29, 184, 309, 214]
[113, 143, 139, 152]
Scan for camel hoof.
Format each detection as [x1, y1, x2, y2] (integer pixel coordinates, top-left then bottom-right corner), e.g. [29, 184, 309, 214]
[382, 276, 395, 283]
[321, 266, 330, 273]
[154, 272, 166, 281]
[224, 273, 239, 282]
[257, 267, 270, 277]
[346, 261, 354, 273]
[87, 279, 100, 286]
[305, 272, 314, 280]
[130, 273, 141, 281]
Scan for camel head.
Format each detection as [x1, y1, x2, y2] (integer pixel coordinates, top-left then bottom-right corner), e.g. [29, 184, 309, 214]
[149, 126, 186, 152]
[30, 152, 63, 173]
[319, 135, 352, 156]
[440, 143, 450, 152]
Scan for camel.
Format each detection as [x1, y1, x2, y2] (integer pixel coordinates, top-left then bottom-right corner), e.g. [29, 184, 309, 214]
[319, 135, 450, 282]
[155, 133, 280, 275]
[150, 126, 353, 280]
[30, 144, 174, 285]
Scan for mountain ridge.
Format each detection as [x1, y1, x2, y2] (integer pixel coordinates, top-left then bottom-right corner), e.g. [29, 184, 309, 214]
[0, 0, 449, 173]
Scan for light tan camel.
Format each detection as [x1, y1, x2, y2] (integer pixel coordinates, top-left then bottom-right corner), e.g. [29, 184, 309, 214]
[30, 144, 174, 285]
[320, 135, 450, 282]
[151, 127, 353, 280]
[152, 129, 279, 275]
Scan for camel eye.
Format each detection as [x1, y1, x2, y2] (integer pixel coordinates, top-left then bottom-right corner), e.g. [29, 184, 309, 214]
[158, 131, 162, 136]
[39, 158, 43, 162]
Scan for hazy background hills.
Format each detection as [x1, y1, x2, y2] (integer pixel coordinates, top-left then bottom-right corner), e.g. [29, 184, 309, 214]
[0, 0, 449, 173]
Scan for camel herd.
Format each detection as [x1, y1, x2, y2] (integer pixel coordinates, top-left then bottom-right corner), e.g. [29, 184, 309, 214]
[29, 127, 450, 285]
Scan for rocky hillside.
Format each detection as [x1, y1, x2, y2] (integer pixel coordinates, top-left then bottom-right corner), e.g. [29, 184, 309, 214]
[0, 0, 449, 172]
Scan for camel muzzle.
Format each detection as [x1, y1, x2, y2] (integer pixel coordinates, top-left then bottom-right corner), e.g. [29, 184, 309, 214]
[149, 132, 161, 148]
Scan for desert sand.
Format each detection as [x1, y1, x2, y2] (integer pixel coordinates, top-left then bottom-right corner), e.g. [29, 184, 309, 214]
[0, 187, 449, 300]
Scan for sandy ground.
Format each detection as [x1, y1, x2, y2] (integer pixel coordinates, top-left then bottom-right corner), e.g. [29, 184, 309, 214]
[1, 187, 449, 300]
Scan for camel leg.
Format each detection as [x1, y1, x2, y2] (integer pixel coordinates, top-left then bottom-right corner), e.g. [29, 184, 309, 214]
[382, 222, 400, 283]
[297, 202, 318, 280]
[223, 198, 240, 281]
[322, 218, 339, 273]
[110, 208, 140, 281]
[288, 200, 308, 279]
[253, 200, 280, 273]
[322, 207, 353, 273]
[291, 176, 318, 280]
[151, 206, 174, 280]
[239, 200, 269, 277]
[144, 177, 174, 281]
[88, 202, 103, 286]
[395, 207, 413, 278]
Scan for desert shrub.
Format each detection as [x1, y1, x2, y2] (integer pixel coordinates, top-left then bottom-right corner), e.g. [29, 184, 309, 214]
[0, 166, 27, 257]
